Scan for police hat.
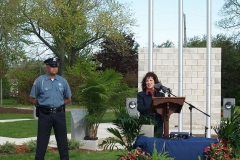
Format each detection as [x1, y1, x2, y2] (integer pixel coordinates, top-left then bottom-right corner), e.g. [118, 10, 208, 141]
[44, 57, 59, 67]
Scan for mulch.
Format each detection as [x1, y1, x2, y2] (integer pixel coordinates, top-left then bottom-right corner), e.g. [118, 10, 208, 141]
[1, 145, 92, 154]
[0, 107, 33, 114]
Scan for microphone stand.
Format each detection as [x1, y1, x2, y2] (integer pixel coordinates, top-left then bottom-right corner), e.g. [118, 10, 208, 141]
[165, 89, 210, 136]
[204, 126, 208, 138]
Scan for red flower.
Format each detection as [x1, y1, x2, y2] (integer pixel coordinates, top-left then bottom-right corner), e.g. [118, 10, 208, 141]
[223, 153, 229, 158]
[121, 156, 127, 160]
[223, 146, 228, 151]
[204, 147, 210, 153]
[119, 148, 150, 160]
[131, 154, 137, 158]
[204, 139, 234, 160]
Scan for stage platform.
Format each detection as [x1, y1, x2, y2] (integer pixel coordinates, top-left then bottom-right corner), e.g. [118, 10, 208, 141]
[133, 135, 218, 160]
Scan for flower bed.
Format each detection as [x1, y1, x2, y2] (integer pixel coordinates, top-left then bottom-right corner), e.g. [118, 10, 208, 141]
[204, 139, 235, 160]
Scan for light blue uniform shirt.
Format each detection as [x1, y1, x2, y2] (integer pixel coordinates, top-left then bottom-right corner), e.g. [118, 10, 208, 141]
[30, 74, 72, 108]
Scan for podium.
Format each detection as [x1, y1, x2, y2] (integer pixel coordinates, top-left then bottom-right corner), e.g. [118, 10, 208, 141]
[149, 97, 185, 138]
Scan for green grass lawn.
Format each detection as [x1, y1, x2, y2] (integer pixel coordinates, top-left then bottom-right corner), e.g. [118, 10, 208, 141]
[1, 98, 85, 108]
[0, 98, 32, 107]
[0, 99, 120, 159]
[0, 110, 115, 138]
[0, 149, 124, 160]
[0, 120, 38, 138]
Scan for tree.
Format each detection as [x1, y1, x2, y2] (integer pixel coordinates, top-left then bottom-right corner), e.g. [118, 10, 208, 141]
[2, 0, 136, 75]
[187, 34, 240, 105]
[64, 56, 98, 104]
[217, 0, 240, 35]
[0, 0, 27, 71]
[155, 40, 175, 48]
[0, 55, 6, 79]
[78, 69, 137, 138]
[95, 34, 138, 74]
[186, 36, 207, 47]
[212, 35, 240, 102]
[1, 77, 11, 98]
[7, 59, 45, 104]
[94, 33, 138, 87]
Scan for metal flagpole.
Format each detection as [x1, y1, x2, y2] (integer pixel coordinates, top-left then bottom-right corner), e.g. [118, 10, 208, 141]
[148, 0, 153, 71]
[206, 0, 212, 138]
[178, 0, 183, 132]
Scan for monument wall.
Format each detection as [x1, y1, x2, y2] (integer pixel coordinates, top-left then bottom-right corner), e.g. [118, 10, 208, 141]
[138, 48, 221, 129]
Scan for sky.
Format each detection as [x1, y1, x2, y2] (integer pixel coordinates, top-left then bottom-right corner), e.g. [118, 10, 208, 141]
[120, 0, 227, 47]
[27, 0, 228, 59]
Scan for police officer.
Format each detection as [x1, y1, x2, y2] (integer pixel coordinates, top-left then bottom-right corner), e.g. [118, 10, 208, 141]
[30, 57, 72, 160]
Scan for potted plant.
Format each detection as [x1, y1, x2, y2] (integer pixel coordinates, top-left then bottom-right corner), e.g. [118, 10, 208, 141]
[79, 69, 136, 140]
[99, 106, 156, 150]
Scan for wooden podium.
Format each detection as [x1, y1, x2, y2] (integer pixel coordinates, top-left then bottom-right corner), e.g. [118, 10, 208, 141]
[149, 97, 185, 138]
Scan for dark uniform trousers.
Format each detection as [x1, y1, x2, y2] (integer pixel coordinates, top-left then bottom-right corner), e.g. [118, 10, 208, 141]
[35, 110, 69, 160]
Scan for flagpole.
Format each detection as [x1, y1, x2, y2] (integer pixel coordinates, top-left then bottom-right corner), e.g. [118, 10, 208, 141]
[178, 0, 183, 132]
[206, 0, 212, 138]
[148, 0, 153, 71]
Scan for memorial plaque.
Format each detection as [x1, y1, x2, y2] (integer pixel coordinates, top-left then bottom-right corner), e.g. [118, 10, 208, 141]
[33, 105, 38, 120]
[223, 98, 235, 118]
[126, 98, 139, 116]
[71, 109, 88, 140]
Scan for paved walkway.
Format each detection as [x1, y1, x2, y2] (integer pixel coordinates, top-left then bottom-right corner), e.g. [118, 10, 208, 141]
[0, 119, 217, 147]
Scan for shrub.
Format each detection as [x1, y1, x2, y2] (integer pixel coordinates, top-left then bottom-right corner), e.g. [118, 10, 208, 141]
[2, 76, 11, 98]
[68, 138, 81, 150]
[65, 57, 97, 104]
[213, 106, 240, 157]
[0, 141, 16, 154]
[23, 139, 37, 152]
[8, 60, 44, 104]
[99, 106, 154, 151]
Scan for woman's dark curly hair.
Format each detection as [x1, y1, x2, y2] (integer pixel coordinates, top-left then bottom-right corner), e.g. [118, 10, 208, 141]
[141, 72, 160, 91]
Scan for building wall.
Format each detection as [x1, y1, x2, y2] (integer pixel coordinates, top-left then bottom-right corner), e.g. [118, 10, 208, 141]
[138, 48, 221, 128]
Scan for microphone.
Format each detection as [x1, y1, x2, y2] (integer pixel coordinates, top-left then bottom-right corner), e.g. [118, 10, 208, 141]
[154, 82, 170, 93]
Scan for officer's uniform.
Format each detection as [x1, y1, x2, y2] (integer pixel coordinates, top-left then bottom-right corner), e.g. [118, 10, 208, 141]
[30, 58, 71, 160]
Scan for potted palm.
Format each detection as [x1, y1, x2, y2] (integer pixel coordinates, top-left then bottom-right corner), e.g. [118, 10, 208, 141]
[99, 106, 156, 150]
[79, 69, 136, 140]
